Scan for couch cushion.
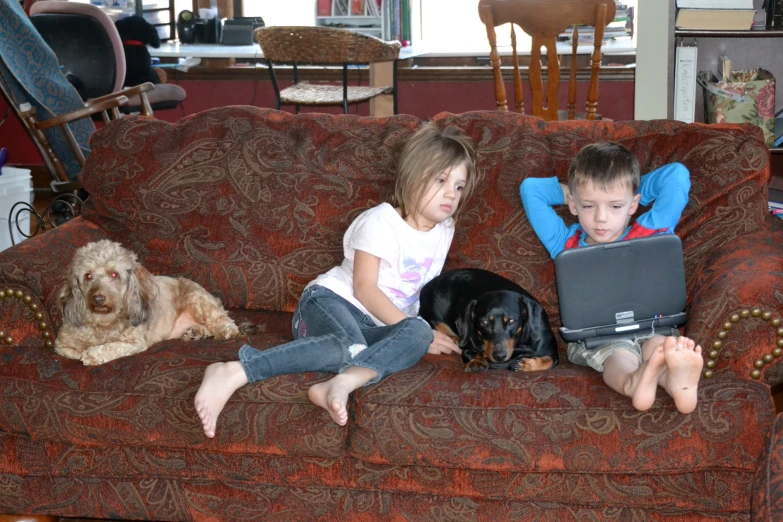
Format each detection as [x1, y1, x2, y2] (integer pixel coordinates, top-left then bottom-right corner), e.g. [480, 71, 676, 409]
[81, 107, 421, 312]
[429, 112, 769, 325]
[81, 109, 768, 322]
[0, 326, 347, 459]
[348, 355, 775, 511]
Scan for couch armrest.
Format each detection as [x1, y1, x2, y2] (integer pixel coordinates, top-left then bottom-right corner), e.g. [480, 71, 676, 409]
[687, 216, 783, 386]
[753, 411, 783, 520]
[0, 218, 110, 347]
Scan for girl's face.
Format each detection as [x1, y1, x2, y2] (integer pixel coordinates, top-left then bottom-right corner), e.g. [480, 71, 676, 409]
[406, 163, 468, 231]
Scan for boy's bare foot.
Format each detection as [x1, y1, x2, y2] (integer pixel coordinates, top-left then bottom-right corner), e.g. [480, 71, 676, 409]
[194, 361, 249, 438]
[630, 341, 667, 411]
[662, 336, 703, 414]
[308, 375, 353, 426]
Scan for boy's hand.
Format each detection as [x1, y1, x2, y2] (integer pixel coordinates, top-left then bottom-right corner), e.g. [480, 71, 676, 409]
[428, 329, 461, 355]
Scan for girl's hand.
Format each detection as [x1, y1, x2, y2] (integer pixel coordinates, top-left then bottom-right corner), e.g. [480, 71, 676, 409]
[428, 329, 461, 355]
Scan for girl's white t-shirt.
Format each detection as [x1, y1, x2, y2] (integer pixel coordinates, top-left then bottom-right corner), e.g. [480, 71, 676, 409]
[308, 202, 455, 326]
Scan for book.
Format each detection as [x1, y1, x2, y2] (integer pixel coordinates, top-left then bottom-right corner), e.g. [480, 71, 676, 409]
[675, 9, 755, 29]
[674, 46, 698, 123]
[677, 0, 754, 7]
[774, 117, 783, 147]
[317, 0, 331, 16]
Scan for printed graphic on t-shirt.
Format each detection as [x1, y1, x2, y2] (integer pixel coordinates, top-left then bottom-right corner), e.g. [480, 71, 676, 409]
[389, 256, 435, 308]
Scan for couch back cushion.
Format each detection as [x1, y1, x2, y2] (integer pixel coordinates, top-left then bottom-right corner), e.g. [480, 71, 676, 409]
[82, 107, 421, 311]
[82, 108, 769, 318]
[430, 112, 769, 323]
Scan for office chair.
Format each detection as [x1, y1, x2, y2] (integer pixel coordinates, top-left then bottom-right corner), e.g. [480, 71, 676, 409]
[255, 26, 401, 114]
[29, 1, 186, 115]
[478, 0, 616, 121]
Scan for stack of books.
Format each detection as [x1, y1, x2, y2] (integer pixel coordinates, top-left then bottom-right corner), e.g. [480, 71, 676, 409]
[558, 1, 634, 43]
[675, 0, 756, 30]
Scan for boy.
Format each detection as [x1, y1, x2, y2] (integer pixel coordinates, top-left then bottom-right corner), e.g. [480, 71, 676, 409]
[519, 142, 703, 414]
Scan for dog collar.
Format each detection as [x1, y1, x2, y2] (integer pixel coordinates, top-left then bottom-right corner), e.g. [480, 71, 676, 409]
[123, 39, 145, 46]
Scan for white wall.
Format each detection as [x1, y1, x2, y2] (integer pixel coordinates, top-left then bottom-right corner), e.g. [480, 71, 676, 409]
[634, 0, 672, 120]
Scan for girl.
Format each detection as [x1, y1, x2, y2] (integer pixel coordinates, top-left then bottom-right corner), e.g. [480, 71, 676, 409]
[195, 123, 480, 437]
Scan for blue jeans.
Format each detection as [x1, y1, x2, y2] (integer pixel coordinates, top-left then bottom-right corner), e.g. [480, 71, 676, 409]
[238, 285, 433, 385]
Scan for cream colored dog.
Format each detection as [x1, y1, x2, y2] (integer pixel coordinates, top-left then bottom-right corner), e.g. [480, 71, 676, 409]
[55, 239, 240, 365]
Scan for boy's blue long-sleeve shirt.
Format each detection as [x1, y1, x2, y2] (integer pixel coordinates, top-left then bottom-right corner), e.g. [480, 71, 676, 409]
[519, 163, 691, 259]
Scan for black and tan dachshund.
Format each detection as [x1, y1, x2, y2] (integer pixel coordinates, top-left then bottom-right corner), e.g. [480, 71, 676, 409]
[419, 268, 558, 372]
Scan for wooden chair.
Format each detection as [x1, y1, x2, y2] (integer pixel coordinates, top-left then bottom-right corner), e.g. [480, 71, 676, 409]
[478, 0, 617, 121]
[255, 26, 401, 114]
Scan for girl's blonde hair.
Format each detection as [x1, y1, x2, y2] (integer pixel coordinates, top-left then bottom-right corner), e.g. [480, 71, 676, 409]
[392, 123, 480, 223]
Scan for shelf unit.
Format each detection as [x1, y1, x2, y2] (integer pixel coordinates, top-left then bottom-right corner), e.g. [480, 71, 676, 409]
[315, 15, 384, 39]
[671, 10, 783, 162]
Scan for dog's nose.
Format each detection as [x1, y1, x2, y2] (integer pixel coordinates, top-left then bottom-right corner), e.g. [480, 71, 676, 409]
[92, 295, 106, 306]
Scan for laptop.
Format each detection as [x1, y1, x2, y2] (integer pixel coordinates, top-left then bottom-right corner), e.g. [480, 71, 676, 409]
[554, 234, 687, 349]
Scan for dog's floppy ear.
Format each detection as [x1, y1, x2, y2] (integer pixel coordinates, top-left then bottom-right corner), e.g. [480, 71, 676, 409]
[454, 299, 477, 348]
[519, 295, 544, 343]
[58, 273, 86, 327]
[124, 263, 158, 326]
[145, 20, 161, 48]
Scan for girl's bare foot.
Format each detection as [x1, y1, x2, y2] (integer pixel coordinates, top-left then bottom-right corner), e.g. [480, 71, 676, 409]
[630, 342, 667, 411]
[662, 336, 703, 414]
[194, 361, 249, 438]
[307, 366, 378, 426]
[308, 375, 354, 426]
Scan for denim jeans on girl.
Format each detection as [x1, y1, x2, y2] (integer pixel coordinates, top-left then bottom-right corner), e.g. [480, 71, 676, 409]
[238, 285, 434, 385]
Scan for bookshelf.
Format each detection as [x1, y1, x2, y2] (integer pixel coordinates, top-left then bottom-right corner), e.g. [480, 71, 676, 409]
[315, 0, 416, 42]
[315, 15, 384, 39]
[316, 0, 384, 39]
[669, 0, 783, 190]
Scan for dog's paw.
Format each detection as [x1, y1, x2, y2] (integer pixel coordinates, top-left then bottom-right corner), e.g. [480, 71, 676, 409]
[215, 321, 240, 339]
[182, 325, 211, 341]
[54, 345, 84, 360]
[464, 358, 490, 372]
[514, 356, 555, 372]
[81, 347, 108, 366]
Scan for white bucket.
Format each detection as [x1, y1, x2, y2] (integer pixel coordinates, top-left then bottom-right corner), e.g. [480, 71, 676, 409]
[0, 166, 35, 252]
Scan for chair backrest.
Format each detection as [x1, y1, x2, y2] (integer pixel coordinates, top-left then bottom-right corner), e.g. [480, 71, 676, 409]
[478, 0, 616, 120]
[255, 26, 400, 65]
[0, 0, 94, 181]
[29, 1, 126, 99]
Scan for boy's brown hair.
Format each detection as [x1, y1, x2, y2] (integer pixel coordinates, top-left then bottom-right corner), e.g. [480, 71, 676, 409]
[393, 123, 480, 222]
[567, 142, 641, 195]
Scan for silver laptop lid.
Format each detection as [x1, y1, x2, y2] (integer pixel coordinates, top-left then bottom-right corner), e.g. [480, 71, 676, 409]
[554, 234, 686, 331]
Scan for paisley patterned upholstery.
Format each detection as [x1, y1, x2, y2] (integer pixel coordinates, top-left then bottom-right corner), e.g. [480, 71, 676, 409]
[0, 106, 782, 521]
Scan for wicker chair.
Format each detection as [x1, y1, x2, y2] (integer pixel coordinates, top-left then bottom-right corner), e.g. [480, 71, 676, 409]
[255, 26, 401, 114]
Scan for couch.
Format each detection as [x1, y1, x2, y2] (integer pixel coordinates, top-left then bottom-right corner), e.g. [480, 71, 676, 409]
[1, 107, 782, 521]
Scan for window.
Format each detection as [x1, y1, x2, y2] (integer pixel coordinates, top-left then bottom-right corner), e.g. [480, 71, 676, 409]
[421, 0, 528, 53]
[240, 0, 637, 54]
[243, 0, 316, 26]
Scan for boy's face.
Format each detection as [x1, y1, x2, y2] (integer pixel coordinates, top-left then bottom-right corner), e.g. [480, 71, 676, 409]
[567, 180, 641, 245]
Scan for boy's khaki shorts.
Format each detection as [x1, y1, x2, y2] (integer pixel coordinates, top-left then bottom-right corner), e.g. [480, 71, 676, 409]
[567, 329, 679, 372]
